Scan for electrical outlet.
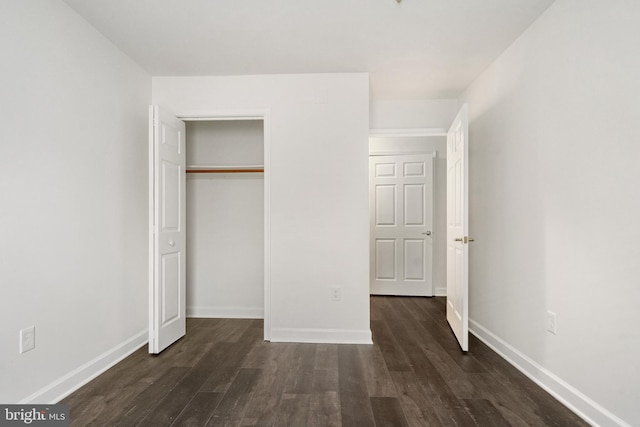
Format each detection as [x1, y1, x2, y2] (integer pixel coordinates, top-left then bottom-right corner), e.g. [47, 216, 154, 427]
[20, 326, 35, 353]
[546, 311, 557, 335]
[331, 286, 341, 301]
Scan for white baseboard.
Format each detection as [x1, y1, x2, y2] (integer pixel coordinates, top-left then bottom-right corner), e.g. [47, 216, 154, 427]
[270, 328, 373, 344]
[469, 319, 630, 427]
[434, 287, 447, 296]
[187, 306, 264, 319]
[19, 330, 148, 405]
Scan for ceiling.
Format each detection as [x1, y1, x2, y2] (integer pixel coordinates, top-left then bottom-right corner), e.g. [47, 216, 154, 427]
[62, 0, 554, 100]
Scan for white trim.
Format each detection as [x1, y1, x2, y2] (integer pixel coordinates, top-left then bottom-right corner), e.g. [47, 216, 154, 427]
[148, 106, 156, 353]
[175, 108, 272, 342]
[369, 149, 439, 157]
[469, 319, 630, 427]
[19, 330, 147, 405]
[369, 128, 448, 137]
[270, 328, 373, 344]
[178, 109, 267, 121]
[187, 306, 264, 319]
[262, 110, 272, 341]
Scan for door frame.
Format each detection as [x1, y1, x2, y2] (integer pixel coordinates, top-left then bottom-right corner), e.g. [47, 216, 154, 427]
[369, 129, 448, 298]
[174, 108, 272, 341]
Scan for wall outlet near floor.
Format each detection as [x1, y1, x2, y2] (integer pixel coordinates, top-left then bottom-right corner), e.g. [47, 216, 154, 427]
[331, 286, 341, 301]
[20, 326, 35, 353]
[546, 311, 557, 335]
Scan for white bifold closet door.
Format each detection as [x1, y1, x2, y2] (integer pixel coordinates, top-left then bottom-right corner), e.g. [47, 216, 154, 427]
[148, 105, 187, 354]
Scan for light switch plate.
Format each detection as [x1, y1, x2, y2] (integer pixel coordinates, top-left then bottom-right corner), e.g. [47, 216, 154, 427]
[20, 326, 35, 353]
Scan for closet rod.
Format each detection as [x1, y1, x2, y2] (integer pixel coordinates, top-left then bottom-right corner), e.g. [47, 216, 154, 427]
[186, 168, 264, 174]
[187, 164, 263, 169]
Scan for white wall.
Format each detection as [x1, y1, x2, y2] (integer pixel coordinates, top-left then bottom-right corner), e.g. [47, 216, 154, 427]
[0, 0, 150, 403]
[186, 120, 264, 318]
[153, 74, 371, 343]
[369, 137, 447, 296]
[370, 99, 458, 130]
[460, 1, 640, 425]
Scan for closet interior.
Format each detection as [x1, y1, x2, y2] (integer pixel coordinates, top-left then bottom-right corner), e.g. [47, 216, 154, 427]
[185, 119, 265, 318]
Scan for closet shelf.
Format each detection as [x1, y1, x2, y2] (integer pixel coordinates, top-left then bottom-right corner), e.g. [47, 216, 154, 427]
[186, 165, 264, 174]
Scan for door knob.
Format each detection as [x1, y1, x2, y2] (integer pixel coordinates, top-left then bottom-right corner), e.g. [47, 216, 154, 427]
[168, 240, 175, 247]
[422, 231, 432, 236]
[454, 237, 475, 243]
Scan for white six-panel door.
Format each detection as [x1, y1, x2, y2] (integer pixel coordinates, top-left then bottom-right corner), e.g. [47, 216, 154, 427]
[446, 104, 470, 352]
[370, 154, 434, 296]
[149, 106, 186, 354]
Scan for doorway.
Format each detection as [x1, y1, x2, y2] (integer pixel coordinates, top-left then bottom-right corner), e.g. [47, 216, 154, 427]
[368, 134, 448, 297]
[149, 107, 271, 354]
[185, 119, 265, 319]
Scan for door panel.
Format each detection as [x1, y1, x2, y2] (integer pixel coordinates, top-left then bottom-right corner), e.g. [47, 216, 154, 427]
[161, 161, 181, 230]
[404, 239, 425, 280]
[149, 105, 186, 354]
[370, 153, 434, 296]
[161, 252, 180, 323]
[446, 104, 470, 352]
[375, 162, 396, 177]
[375, 185, 396, 225]
[375, 239, 396, 280]
[404, 184, 425, 225]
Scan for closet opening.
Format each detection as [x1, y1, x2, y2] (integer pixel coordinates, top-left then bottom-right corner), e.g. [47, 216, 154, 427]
[184, 118, 266, 328]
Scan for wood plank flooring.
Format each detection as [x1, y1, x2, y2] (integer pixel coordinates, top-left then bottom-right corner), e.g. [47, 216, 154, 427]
[62, 297, 588, 426]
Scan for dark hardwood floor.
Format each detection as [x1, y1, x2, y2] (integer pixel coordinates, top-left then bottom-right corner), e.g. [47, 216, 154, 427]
[62, 297, 588, 426]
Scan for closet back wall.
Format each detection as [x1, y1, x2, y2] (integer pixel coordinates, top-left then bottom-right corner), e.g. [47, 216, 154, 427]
[186, 120, 265, 318]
